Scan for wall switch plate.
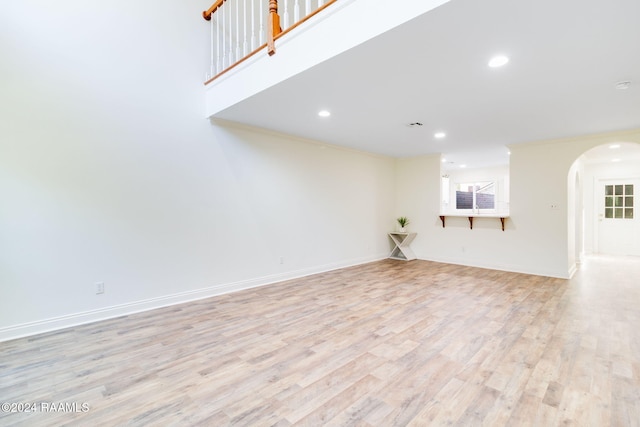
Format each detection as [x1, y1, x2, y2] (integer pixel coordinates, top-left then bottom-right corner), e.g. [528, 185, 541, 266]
[96, 282, 105, 294]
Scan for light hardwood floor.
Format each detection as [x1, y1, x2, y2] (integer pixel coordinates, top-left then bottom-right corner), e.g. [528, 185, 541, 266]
[1, 256, 639, 426]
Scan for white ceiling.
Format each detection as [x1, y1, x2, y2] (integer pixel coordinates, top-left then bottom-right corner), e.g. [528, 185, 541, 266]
[215, 0, 640, 169]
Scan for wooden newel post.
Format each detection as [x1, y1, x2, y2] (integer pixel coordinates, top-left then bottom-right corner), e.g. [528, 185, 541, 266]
[267, 0, 281, 56]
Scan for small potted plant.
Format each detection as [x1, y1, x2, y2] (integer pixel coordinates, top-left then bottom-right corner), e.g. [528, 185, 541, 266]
[397, 216, 410, 232]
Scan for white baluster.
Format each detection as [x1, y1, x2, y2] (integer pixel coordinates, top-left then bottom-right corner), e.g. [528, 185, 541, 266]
[318, 0, 325, 7]
[221, 6, 225, 68]
[221, 6, 226, 68]
[294, 0, 300, 22]
[305, 0, 311, 17]
[226, 4, 232, 66]
[283, 0, 290, 30]
[251, 0, 257, 50]
[235, 0, 241, 62]
[243, 0, 249, 56]
[210, 16, 214, 77]
[259, 0, 265, 45]
[216, 16, 222, 73]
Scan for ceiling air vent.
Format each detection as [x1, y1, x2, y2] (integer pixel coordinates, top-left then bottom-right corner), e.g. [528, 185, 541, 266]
[615, 81, 631, 90]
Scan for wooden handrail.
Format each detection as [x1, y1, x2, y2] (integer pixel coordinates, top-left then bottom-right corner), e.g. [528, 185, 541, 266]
[203, 0, 338, 83]
[274, 0, 337, 42]
[204, 42, 269, 85]
[202, 0, 226, 21]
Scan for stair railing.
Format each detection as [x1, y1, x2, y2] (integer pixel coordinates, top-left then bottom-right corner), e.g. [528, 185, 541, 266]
[203, 0, 337, 84]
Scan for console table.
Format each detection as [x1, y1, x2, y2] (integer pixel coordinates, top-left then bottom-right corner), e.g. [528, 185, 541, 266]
[388, 232, 417, 261]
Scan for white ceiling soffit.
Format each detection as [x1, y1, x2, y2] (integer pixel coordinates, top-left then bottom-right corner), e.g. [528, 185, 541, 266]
[214, 0, 640, 168]
[581, 142, 640, 165]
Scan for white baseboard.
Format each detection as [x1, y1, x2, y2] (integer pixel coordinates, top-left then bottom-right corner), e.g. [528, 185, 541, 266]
[0, 254, 387, 343]
[567, 263, 578, 279]
[419, 255, 572, 280]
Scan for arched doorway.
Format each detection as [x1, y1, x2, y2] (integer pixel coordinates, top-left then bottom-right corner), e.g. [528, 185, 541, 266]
[572, 142, 640, 258]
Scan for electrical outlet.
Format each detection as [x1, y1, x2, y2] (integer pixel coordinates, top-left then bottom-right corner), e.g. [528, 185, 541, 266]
[95, 282, 105, 295]
[279, 256, 284, 265]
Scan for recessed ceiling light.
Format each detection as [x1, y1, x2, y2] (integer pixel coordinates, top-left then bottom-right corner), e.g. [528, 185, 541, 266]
[488, 55, 509, 68]
[611, 158, 621, 162]
[318, 110, 331, 117]
[615, 81, 631, 90]
[441, 158, 447, 163]
[434, 132, 446, 139]
[460, 164, 467, 168]
[609, 144, 621, 149]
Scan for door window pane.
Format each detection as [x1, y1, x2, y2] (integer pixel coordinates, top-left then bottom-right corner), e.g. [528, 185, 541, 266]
[605, 184, 634, 219]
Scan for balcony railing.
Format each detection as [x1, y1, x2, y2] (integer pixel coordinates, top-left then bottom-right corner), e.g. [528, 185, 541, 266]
[203, 0, 337, 84]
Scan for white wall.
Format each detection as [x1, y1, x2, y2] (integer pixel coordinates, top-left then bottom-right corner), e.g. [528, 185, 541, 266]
[394, 154, 442, 245]
[397, 156, 525, 274]
[396, 130, 640, 278]
[3, 0, 640, 342]
[0, 0, 396, 340]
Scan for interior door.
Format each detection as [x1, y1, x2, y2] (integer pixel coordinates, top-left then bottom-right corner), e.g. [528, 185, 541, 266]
[597, 179, 640, 255]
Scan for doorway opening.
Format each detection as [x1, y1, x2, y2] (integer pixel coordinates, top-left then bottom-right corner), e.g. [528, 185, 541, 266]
[574, 142, 640, 258]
